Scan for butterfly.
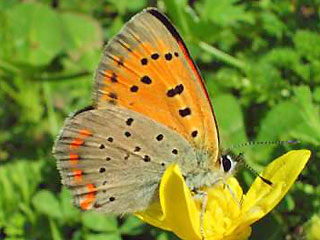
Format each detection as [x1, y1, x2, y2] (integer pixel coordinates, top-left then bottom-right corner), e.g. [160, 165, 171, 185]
[53, 8, 238, 214]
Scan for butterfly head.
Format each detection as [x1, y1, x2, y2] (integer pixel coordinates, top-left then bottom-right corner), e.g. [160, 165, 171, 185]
[219, 152, 273, 186]
[219, 152, 243, 175]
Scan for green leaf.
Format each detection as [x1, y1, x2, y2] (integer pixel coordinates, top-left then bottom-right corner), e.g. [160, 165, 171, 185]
[4, 212, 26, 237]
[264, 47, 300, 69]
[0, 3, 63, 66]
[197, 0, 254, 27]
[82, 211, 118, 232]
[49, 219, 63, 240]
[156, 232, 171, 240]
[292, 86, 320, 144]
[60, 12, 102, 71]
[120, 216, 144, 236]
[32, 190, 62, 219]
[0, 160, 42, 220]
[210, 67, 243, 90]
[310, 60, 320, 84]
[86, 233, 122, 240]
[305, 214, 320, 240]
[105, 16, 124, 40]
[313, 86, 320, 102]
[256, 86, 320, 161]
[294, 30, 320, 61]
[244, 60, 286, 103]
[59, 187, 81, 223]
[213, 94, 248, 148]
[11, 77, 44, 124]
[0, 0, 19, 11]
[264, 47, 310, 81]
[106, 0, 147, 14]
[260, 12, 286, 38]
[256, 101, 302, 160]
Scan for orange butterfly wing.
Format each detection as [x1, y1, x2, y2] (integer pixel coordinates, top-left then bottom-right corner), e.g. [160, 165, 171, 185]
[93, 8, 220, 164]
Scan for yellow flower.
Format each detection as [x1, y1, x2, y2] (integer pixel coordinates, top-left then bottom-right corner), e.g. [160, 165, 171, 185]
[135, 150, 311, 240]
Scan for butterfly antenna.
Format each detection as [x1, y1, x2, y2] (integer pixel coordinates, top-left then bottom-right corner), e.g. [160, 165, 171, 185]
[230, 140, 299, 149]
[237, 152, 273, 186]
[244, 161, 273, 185]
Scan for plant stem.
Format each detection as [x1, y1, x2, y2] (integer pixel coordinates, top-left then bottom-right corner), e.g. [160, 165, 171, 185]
[198, 41, 247, 70]
[0, 60, 20, 75]
[33, 71, 90, 81]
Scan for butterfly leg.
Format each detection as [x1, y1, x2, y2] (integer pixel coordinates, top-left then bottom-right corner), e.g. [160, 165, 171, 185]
[200, 191, 208, 240]
[193, 190, 208, 240]
[224, 182, 243, 208]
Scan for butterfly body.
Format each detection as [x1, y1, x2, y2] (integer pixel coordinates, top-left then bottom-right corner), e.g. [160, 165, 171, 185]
[53, 8, 237, 215]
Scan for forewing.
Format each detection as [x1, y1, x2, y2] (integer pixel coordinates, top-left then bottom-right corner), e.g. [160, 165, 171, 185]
[94, 8, 220, 163]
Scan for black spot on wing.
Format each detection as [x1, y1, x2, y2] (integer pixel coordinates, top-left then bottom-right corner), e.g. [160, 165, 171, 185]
[134, 146, 141, 152]
[191, 130, 198, 138]
[124, 131, 131, 137]
[172, 149, 178, 155]
[141, 58, 148, 65]
[126, 118, 134, 126]
[179, 107, 191, 117]
[167, 84, 184, 97]
[151, 53, 159, 60]
[130, 85, 139, 92]
[165, 53, 172, 61]
[143, 155, 151, 162]
[141, 76, 152, 84]
[156, 134, 163, 141]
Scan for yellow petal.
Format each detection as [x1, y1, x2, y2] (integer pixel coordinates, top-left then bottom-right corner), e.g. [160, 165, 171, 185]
[135, 201, 170, 231]
[135, 164, 202, 239]
[242, 150, 311, 224]
[160, 164, 201, 240]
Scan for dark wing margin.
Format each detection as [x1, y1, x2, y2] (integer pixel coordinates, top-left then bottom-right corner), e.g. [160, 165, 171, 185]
[146, 8, 219, 142]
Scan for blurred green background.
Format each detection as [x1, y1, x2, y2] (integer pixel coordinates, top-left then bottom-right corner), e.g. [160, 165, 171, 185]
[1, 0, 320, 239]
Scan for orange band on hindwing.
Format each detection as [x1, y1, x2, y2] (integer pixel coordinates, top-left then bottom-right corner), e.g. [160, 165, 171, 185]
[69, 153, 79, 165]
[70, 138, 84, 150]
[80, 184, 97, 210]
[68, 129, 97, 210]
[69, 129, 92, 181]
[70, 128, 92, 150]
[73, 169, 83, 183]
[79, 129, 92, 137]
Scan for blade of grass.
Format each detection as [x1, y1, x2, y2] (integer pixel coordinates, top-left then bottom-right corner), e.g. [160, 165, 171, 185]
[43, 82, 58, 137]
[198, 41, 247, 70]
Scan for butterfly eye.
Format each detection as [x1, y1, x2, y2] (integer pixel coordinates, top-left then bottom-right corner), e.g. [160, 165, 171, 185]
[221, 155, 233, 173]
